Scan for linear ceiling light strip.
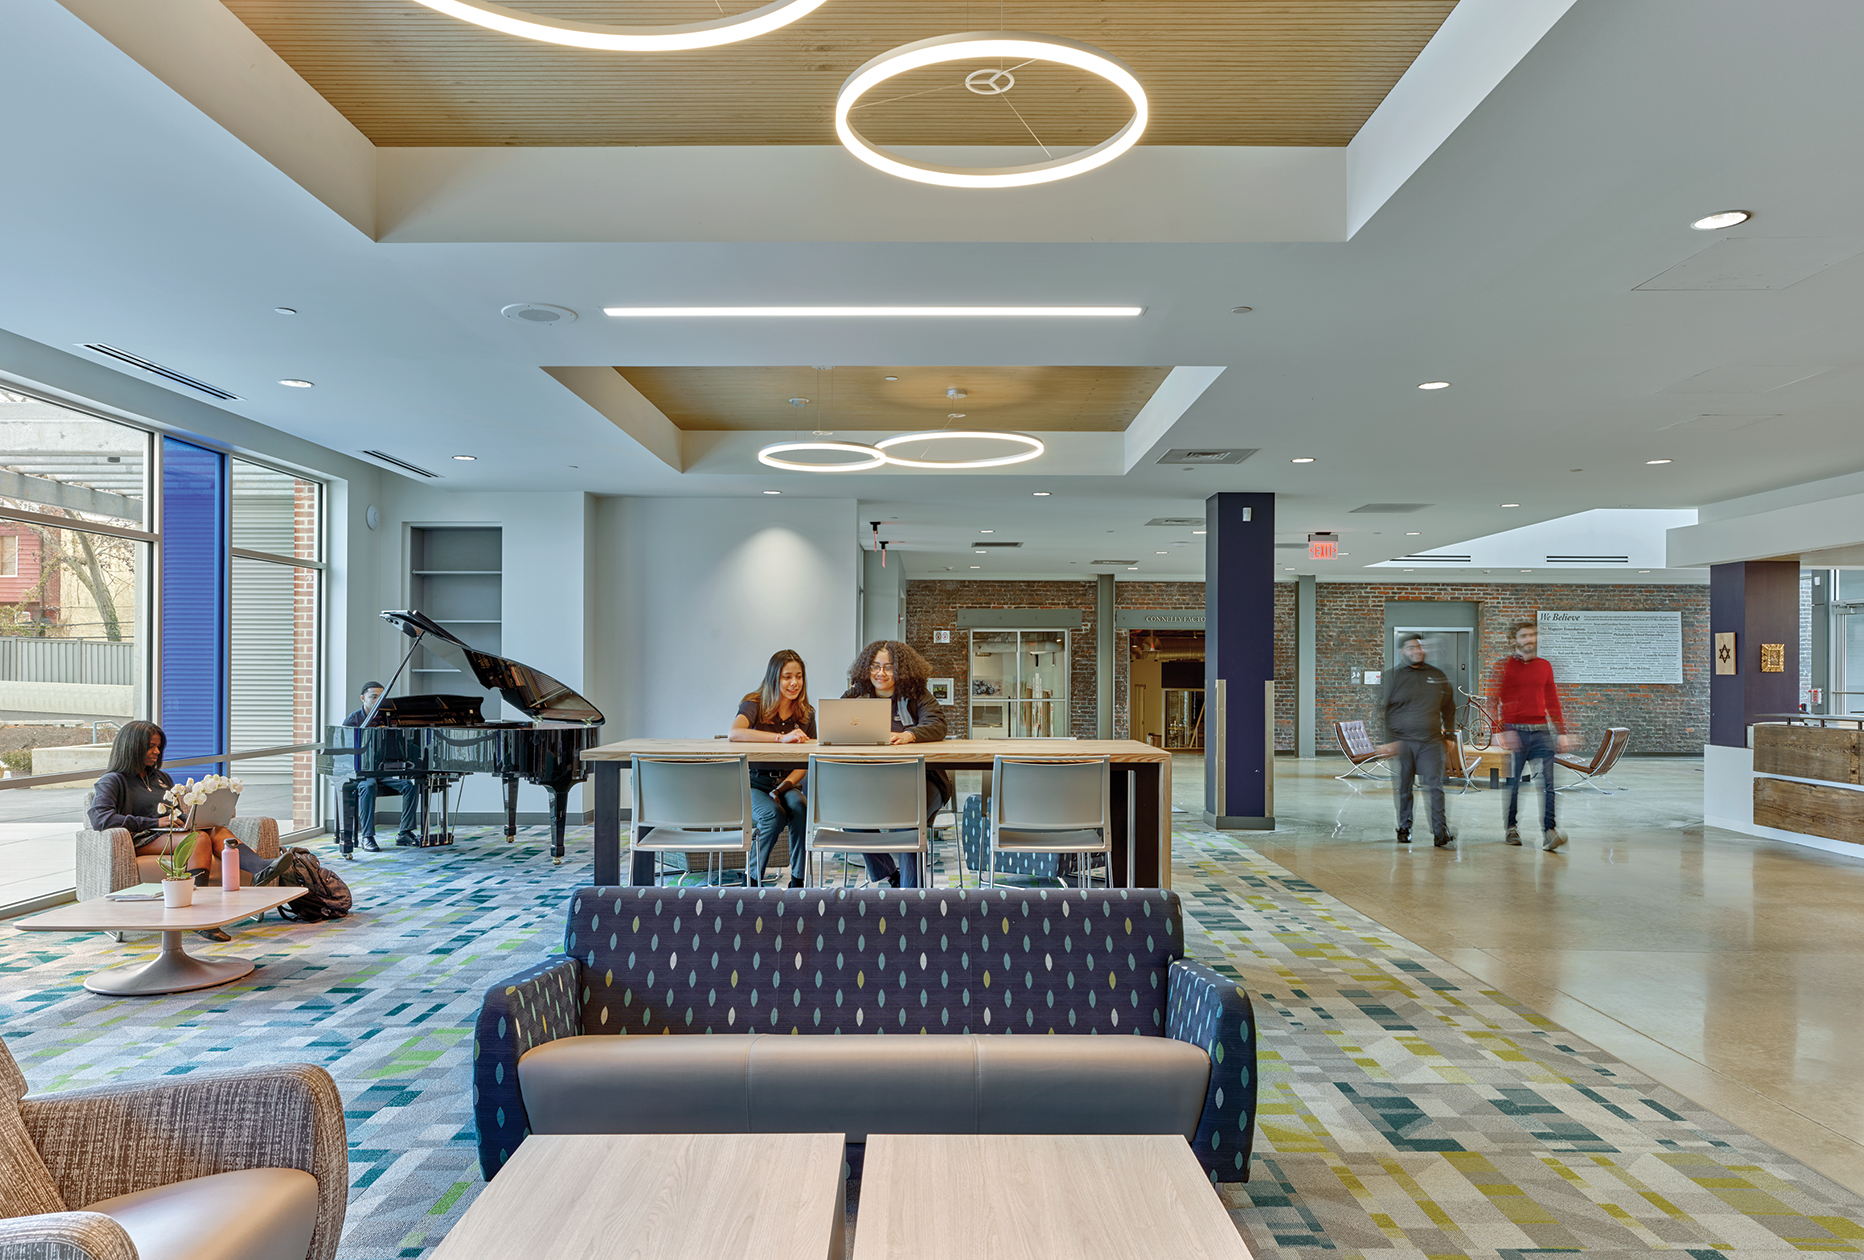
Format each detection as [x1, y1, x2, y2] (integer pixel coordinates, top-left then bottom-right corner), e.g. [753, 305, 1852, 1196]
[603, 306, 1143, 317]
[408, 0, 829, 51]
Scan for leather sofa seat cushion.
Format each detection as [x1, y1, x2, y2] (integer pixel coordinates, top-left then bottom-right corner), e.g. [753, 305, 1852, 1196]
[519, 1033, 1210, 1143]
[135, 855, 166, 883]
[84, 1167, 319, 1260]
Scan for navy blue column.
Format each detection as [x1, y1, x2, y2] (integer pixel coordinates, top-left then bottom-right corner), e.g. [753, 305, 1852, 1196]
[1709, 560, 1799, 747]
[1204, 492, 1275, 829]
[159, 437, 228, 772]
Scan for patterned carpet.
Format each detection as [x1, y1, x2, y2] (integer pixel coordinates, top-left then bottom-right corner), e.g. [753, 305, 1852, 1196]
[2, 824, 1862, 1260]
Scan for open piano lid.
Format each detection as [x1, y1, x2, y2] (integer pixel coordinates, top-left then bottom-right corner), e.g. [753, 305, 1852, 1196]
[381, 610, 603, 725]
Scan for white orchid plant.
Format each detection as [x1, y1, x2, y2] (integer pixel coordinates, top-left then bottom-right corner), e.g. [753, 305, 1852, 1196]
[152, 774, 244, 881]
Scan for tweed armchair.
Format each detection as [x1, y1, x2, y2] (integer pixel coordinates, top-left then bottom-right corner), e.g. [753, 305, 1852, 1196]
[0, 1036, 346, 1260]
[75, 816, 281, 904]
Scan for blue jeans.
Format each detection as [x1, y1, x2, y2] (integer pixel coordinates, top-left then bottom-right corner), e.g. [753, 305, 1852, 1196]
[749, 771, 807, 885]
[343, 776, 421, 840]
[1504, 726, 1557, 833]
[861, 782, 947, 888]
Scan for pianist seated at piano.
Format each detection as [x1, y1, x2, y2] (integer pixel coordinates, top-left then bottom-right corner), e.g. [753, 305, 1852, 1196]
[340, 681, 423, 852]
[841, 640, 949, 889]
[728, 649, 815, 888]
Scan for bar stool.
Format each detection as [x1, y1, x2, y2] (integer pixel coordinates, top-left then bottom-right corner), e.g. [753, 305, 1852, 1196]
[629, 753, 753, 885]
[987, 755, 1112, 889]
[804, 754, 927, 888]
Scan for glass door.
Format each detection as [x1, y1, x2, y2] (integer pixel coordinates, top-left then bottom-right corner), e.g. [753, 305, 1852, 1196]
[1835, 571, 1864, 715]
[969, 629, 1070, 738]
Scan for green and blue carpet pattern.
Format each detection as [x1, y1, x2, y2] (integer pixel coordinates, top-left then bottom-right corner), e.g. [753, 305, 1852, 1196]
[1, 824, 1859, 1259]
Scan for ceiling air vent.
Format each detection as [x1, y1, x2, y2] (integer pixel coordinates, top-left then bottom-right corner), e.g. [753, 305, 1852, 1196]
[1090, 559, 1138, 566]
[361, 450, 441, 479]
[1349, 503, 1431, 514]
[1546, 555, 1628, 564]
[971, 541, 1023, 548]
[1396, 554, 1470, 563]
[1273, 542, 1308, 549]
[1155, 448, 1256, 465]
[79, 344, 239, 401]
[1145, 517, 1205, 527]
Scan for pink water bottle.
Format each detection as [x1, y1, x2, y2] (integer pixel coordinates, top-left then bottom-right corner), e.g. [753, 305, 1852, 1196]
[222, 838, 241, 891]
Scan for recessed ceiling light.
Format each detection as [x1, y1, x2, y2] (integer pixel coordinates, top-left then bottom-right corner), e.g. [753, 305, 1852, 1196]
[1417, 381, 1451, 390]
[451, 454, 477, 461]
[1405, 568, 1414, 572]
[979, 529, 994, 533]
[1520, 569, 1531, 573]
[1646, 458, 1673, 465]
[884, 375, 899, 381]
[1500, 503, 1520, 508]
[1639, 569, 1651, 573]
[970, 565, 981, 569]
[273, 307, 296, 315]
[1291, 457, 1315, 464]
[278, 379, 314, 388]
[947, 413, 967, 419]
[1692, 210, 1751, 231]
[1231, 306, 1253, 314]
[1192, 529, 1206, 535]
[1405, 531, 1421, 535]
[1032, 491, 1051, 497]
[1155, 551, 1167, 555]
[975, 550, 986, 555]
[604, 306, 1144, 318]
[763, 490, 782, 495]
[1127, 566, 1138, 570]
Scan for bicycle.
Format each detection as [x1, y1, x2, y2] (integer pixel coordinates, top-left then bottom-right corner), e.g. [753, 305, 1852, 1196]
[1455, 688, 1501, 751]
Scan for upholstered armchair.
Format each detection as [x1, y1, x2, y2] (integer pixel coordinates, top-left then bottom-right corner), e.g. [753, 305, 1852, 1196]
[75, 816, 281, 903]
[0, 1036, 346, 1260]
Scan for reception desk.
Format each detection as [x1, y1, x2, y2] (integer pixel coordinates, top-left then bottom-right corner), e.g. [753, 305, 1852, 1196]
[582, 739, 1175, 888]
[1752, 721, 1864, 845]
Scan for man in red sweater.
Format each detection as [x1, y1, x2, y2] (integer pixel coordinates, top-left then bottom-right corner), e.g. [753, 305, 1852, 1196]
[1489, 619, 1570, 851]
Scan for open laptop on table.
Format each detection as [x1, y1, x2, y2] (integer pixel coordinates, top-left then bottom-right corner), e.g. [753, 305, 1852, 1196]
[816, 698, 893, 746]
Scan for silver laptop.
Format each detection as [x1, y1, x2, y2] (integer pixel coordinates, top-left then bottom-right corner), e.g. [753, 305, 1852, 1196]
[168, 786, 237, 830]
[816, 698, 893, 746]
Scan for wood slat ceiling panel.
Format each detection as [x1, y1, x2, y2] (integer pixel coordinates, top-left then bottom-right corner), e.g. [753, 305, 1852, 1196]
[219, 1, 1458, 147]
[616, 366, 1175, 432]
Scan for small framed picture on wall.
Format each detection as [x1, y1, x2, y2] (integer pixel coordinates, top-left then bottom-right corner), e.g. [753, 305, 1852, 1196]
[928, 677, 955, 705]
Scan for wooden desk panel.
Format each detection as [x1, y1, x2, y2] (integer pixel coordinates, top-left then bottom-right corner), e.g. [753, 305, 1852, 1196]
[432, 1133, 845, 1260]
[1753, 723, 1862, 784]
[585, 739, 1174, 889]
[853, 1134, 1249, 1260]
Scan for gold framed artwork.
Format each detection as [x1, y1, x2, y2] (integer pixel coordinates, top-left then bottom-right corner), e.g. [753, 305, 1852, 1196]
[1760, 643, 1785, 673]
[1714, 632, 1736, 675]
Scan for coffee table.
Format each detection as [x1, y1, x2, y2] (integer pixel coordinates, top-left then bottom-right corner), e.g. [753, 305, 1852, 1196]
[432, 1133, 846, 1260]
[13, 886, 306, 995]
[853, 1134, 1250, 1260]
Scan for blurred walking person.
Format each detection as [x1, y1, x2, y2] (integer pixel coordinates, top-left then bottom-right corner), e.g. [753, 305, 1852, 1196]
[1490, 619, 1570, 851]
[1377, 634, 1457, 848]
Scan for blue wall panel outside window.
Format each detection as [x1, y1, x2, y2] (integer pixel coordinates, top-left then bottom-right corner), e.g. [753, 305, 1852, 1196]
[160, 437, 226, 771]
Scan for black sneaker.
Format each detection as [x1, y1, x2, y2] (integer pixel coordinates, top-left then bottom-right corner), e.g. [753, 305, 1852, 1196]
[1433, 833, 1456, 848]
[195, 927, 232, 943]
[395, 832, 418, 847]
[361, 835, 381, 852]
[1395, 828, 1411, 845]
[1505, 827, 1522, 846]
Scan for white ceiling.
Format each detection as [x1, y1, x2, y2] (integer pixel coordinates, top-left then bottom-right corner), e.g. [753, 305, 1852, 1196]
[1, 0, 1860, 585]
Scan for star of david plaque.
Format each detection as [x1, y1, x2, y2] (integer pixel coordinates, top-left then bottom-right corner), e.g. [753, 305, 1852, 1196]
[1714, 631, 1736, 675]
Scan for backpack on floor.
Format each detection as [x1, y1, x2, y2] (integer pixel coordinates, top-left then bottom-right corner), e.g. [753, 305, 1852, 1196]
[255, 845, 353, 921]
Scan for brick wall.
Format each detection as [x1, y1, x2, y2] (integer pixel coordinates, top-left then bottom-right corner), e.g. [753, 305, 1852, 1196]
[904, 577, 1712, 755]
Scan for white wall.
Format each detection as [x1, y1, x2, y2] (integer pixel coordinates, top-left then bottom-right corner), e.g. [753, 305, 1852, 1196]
[595, 497, 859, 740]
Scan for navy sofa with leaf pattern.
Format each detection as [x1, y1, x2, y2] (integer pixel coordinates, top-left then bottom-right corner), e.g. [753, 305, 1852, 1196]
[472, 886, 1257, 1182]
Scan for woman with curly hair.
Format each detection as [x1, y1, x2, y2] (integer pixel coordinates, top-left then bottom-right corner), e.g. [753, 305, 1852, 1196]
[841, 639, 948, 887]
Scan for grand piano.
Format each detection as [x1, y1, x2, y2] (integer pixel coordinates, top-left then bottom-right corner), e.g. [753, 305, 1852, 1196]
[315, 610, 603, 864]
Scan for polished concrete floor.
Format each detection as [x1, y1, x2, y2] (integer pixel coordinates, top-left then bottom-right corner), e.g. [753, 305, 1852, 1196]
[1177, 753, 1864, 1198]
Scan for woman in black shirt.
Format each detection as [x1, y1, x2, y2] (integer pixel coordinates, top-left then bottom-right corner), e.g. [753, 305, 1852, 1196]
[841, 640, 948, 888]
[728, 649, 816, 887]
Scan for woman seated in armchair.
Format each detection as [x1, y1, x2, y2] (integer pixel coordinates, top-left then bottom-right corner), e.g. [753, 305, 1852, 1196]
[89, 720, 256, 940]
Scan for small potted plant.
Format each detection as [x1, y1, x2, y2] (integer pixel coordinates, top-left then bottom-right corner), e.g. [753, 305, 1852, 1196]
[153, 774, 244, 908]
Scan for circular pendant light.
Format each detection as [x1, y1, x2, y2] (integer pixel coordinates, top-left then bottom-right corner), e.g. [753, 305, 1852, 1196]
[757, 440, 887, 472]
[834, 32, 1148, 189]
[409, 0, 829, 52]
[875, 431, 1046, 469]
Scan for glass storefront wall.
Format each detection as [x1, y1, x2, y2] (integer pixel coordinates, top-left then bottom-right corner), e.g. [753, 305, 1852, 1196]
[0, 393, 324, 912]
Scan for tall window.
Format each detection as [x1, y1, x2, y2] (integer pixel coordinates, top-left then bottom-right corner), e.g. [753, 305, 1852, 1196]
[0, 390, 325, 913]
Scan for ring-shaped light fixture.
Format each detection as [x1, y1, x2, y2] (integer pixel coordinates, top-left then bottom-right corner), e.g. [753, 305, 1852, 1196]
[835, 32, 1148, 189]
[874, 430, 1046, 469]
[757, 440, 888, 472]
[409, 0, 829, 52]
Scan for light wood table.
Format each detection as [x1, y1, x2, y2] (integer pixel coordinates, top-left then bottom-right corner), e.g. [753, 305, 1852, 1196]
[853, 1134, 1248, 1260]
[13, 886, 306, 995]
[432, 1133, 846, 1260]
[585, 738, 1174, 888]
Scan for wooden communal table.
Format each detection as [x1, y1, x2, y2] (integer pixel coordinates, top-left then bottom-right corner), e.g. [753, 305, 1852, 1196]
[13, 886, 306, 996]
[583, 738, 1175, 888]
[431, 1133, 846, 1260]
[852, 1134, 1249, 1260]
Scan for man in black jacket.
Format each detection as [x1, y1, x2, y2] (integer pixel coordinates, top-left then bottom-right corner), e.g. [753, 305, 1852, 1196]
[340, 681, 423, 852]
[1377, 635, 1457, 847]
